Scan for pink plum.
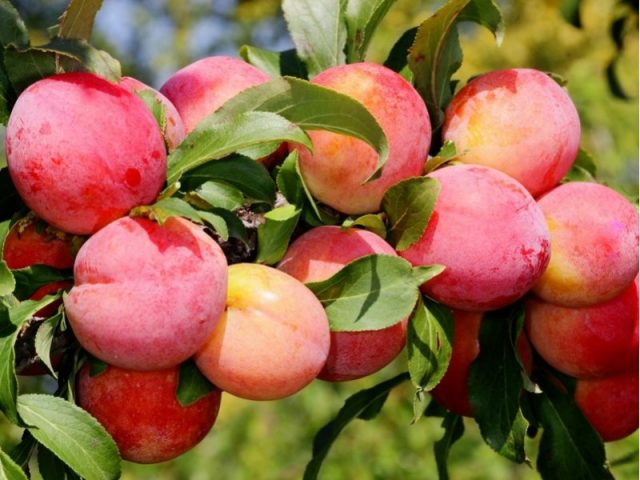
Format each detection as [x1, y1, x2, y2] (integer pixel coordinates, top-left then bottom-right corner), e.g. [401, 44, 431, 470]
[526, 279, 638, 379]
[6, 72, 166, 235]
[119, 76, 186, 151]
[195, 263, 330, 400]
[442, 68, 580, 198]
[64, 216, 227, 370]
[295, 62, 431, 215]
[400, 165, 551, 311]
[77, 363, 221, 463]
[574, 370, 639, 442]
[159, 56, 270, 133]
[278, 226, 407, 382]
[532, 182, 639, 307]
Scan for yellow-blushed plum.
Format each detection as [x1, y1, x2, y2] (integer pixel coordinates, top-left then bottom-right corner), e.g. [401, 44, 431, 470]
[195, 263, 330, 400]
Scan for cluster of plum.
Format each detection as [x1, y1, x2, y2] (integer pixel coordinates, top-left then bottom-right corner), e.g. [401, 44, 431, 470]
[2, 52, 638, 466]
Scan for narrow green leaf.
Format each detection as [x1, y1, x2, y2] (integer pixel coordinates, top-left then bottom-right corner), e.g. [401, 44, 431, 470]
[0, 220, 15, 296]
[0, 328, 19, 424]
[136, 89, 167, 140]
[176, 360, 216, 407]
[562, 148, 598, 183]
[383, 27, 417, 73]
[468, 305, 528, 463]
[198, 211, 229, 242]
[209, 76, 389, 182]
[167, 111, 311, 185]
[17, 394, 121, 480]
[341, 214, 387, 239]
[408, 0, 503, 131]
[306, 255, 420, 332]
[0, 445, 27, 480]
[209, 208, 248, 242]
[34, 313, 62, 378]
[196, 181, 245, 211]
[304, 372, 409, 480]
[8, 431, 35, 474]
[3, 47, 57, 96]
[382, 176, 440, 251]
[282, 0, 346, 78]
[240, 46, 308, 79]
[256, 205, 301, 265]
[0, 0, 29, 48]
[9, 295, 60, 327]
[276, 151, 329, 224]
[344, 0, 397, 63]
[180, 155, 276, 205]
[407, 297, 454, 391]
[424, 140, 459, 173]
[532, 388, 614, 480]
[58, 0, 104, 41]
[434, 412, 465, 480]
[142, 197, 204, 225]
[37, 445, 67, 480]
[412, 264, 445, 286]
[11, 265, 71, 300]
[87, 355, 107, 377]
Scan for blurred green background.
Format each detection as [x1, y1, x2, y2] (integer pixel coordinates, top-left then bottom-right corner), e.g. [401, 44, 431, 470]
[2, 0, 639, 479]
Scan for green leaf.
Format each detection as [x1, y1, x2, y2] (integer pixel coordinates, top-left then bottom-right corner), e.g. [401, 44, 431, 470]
[240, 46, 308, 79]
[136, 89, 167, 141]
[424, 140, 459, 173]
[304, 372, 409, 480]
[382, 176, 440, 251]
[11, 265, 71, 300]
[176, 360, 216, 407]
[17, 394, 121, 480]
[532, 387, 613, 480]
[407, 297, 454, 391]
[87, 355, 107, 377]
[408, 0, 504, 131]
[197, 211, 230, 242]
[3, 47, 57, 96]
[31, 37, 121, 82]
[180, 155, 276, 205]
[344, 0, 397, 63]
[196, 181, 245, 211]
[412, 264, 445, 286]
[0, 445, 28, 480]
[141, 197, 205, 225]
[433, 412, 465, 480]
[256, 205, 301, 265]
[0, 328, 19, 424]
[9, 295, 60, 328]
[306, 255, 420, 332]
[563, 148, 598, 183]
[37, 444, 67, 480]
[0, 0, 28, 48]
[0, 220, 15, 296]
[468, 305, 528, 463]
[383, 27, 417, 74]
[276, 151, 330, 224]
[57, 0, 104, 41]
[341, 214, 387, 239]
[35, 313, 61, 378]
[9, 431, 35, 474]
[282, 0, 346, 78]
[167, 111, 311, 185]
[209, 76, 389, 182]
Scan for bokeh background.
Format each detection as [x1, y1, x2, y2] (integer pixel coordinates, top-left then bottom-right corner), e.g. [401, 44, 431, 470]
[2, 0, 639, 479]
